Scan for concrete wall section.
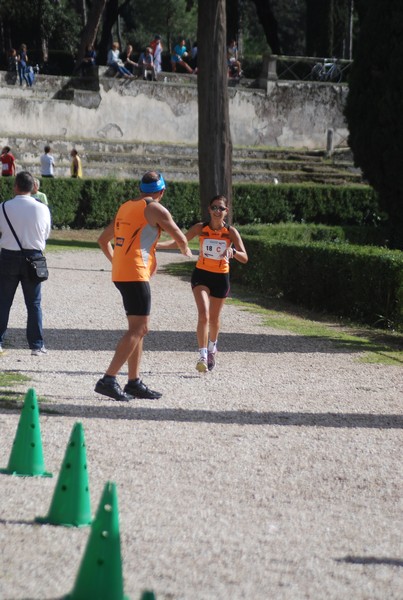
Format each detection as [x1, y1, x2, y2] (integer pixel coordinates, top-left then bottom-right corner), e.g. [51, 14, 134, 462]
[0, 72, 348, 149]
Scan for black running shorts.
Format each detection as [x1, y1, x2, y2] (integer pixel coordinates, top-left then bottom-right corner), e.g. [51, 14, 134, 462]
[191, 267, 230, 298]
[114, 281, 151, 316]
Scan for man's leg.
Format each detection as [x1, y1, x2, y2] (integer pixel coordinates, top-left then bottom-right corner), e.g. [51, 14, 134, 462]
[105, 315, 148, 377]
[21, 275, 44, 351]
[0, 253, 20, 347]
[95, 315, 147, 401]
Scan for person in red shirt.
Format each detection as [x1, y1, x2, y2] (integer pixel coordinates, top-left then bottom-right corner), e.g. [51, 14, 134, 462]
[1, 147, 16, 177]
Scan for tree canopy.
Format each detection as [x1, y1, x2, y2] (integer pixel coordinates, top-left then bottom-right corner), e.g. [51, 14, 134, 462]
[0, 0, 357, 69]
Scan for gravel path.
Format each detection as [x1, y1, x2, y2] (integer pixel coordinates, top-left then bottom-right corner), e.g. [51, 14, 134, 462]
[0, 248, 402, 600]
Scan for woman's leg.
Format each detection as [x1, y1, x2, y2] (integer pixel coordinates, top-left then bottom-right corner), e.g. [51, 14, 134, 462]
[208, 296, 226, 345]
[192, 285, 210, 349]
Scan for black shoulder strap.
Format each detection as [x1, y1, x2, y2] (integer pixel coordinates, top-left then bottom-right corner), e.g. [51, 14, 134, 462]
[2, 202, 23, 250]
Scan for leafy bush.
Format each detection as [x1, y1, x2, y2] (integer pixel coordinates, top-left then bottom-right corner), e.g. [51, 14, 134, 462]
[231, 236, 403, 330]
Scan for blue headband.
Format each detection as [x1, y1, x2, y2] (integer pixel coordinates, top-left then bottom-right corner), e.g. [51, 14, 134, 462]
[140, 174, 166, 193]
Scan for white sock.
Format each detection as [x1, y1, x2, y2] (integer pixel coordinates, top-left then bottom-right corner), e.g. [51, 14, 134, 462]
[199, 348, 208, 360]
[208, 340, 217, 353]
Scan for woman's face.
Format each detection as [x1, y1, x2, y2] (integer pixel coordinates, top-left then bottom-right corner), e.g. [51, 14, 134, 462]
[209, 200, 228, 217]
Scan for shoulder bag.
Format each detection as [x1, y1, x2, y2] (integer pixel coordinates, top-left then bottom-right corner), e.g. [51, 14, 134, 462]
[2, 202, 49, 282]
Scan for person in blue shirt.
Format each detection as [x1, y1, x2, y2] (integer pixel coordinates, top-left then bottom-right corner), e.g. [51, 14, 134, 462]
[170, 39, 193, 74]
[17, 44, 32, 87]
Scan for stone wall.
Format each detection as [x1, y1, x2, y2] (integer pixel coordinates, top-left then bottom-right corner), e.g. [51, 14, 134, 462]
[0, 71, 349, 150]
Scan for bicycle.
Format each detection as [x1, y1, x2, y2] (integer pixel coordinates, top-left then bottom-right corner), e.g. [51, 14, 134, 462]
[310, 58, 342, 83]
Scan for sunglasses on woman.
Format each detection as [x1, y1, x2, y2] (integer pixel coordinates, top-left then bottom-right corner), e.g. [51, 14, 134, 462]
[210, 205, 227, 212]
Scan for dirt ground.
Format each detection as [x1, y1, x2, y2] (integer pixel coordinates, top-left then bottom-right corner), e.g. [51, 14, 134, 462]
[0, 248, 402, 600]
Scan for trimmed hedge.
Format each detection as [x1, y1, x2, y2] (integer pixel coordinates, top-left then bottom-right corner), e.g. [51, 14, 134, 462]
[238, 223, 391, 247]
[231, 236, 403, 330]
[0, 178, 382, 230]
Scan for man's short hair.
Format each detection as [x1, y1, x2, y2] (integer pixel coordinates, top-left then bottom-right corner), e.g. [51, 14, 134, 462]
[44, 145, 51, 153]
[16, 171, 35, 193]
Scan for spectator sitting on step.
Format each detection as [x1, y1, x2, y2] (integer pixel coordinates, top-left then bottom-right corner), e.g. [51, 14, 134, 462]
[171, 39, 193, 74]
[107, 42, 134, 79]
[227, 39, 243, 78]
[80, 44, 97, 76]
[121, 44, 139, 76]
[138, 47, 157, 81]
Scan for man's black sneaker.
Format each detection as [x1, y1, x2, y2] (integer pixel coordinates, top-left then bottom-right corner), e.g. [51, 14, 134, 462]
[94, 378, 133, 402]
[124, 379, 162, 399]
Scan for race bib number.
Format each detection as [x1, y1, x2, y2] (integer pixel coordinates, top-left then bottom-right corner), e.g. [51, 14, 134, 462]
[202, 238, 227, 260]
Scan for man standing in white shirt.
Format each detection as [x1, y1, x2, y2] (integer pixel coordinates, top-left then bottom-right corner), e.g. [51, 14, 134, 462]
[40, 145, 55, 177]
[0, 171, 51, 355]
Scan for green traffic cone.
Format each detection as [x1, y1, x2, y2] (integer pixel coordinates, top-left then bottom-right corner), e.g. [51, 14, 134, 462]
[65, 481, 130, 600]
[0, 388, 52, 477]
[36, 422, 92, 527]
[140, 592, 156, 600]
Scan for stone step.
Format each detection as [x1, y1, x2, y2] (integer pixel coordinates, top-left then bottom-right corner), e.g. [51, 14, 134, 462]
[2, 132, 362, 185]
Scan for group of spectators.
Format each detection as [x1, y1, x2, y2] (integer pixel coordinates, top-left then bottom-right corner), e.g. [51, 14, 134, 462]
[5, 37, 242, 83]
[77, 36, 241, 80]
[1, 145, 83, 183]
[6, 44, 37, 87]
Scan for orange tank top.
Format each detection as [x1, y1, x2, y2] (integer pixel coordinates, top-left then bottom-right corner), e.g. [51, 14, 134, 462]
[112, 198, 161, 282]
[196, 223, 231, 274]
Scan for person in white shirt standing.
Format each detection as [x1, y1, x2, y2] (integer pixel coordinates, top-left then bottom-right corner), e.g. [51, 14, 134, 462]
[0, 171, 51, 355]
[40, 145, 55, 177]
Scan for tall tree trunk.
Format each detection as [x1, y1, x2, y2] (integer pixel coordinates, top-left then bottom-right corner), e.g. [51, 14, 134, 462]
[98, 0, 119, 64]
[198, 0, 233, 222]
[75, 0, 108, 67]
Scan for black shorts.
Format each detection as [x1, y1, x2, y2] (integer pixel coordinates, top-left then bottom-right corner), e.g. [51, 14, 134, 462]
[114, 281, 151, 316]
[191, 267, 230, 299]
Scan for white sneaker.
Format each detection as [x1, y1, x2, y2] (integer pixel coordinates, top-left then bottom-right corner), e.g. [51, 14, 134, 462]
[196, 357, 208, 373]
[31, 347, 47, 356]
[0, 344, 3, 354]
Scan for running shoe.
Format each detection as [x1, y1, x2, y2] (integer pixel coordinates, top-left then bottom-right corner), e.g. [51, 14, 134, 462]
[207, 351, 216, 371]
[31, 347, 47, 356]
[196, 357, 208, 373]
[94, 378, 133, 402]
[124, 379, 162, 399]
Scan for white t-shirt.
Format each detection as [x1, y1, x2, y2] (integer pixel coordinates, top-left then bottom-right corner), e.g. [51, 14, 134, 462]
[40, 153, 55, 176]
[0, 195, 51, 251]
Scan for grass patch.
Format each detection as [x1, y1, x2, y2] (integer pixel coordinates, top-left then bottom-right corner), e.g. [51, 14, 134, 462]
[160, 260, 403, 366]
[0, 373, 60, 413]
[46, 229, 101, 251]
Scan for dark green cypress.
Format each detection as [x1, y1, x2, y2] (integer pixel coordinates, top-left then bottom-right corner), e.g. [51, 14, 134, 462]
[345, 0, 403, 248]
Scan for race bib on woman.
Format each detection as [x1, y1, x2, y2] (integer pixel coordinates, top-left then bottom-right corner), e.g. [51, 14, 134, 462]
[202, 238, 227, 260]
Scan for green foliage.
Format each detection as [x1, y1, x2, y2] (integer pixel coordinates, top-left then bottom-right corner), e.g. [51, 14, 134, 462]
[0, 178, 384, 233]
[231, 235, 403, 330]
[233, 183, 381, 226]
[345, 1, 403, 248]
[40, 178, 82, 226]
[238, 223, 390, 246]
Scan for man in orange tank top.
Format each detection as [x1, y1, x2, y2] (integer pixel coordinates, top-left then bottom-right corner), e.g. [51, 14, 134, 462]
[95, 171, 192, 401]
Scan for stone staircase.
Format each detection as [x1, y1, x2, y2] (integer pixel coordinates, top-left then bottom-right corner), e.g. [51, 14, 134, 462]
[0, 67, 362, 185]
[3, 134, 362, 185]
